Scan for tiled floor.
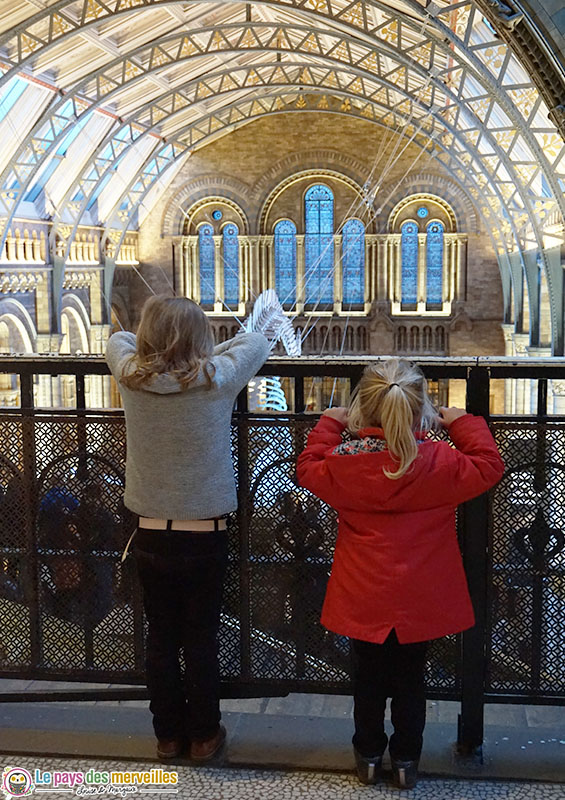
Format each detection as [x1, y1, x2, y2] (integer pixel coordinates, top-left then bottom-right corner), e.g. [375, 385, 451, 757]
[2, 755, 565, 800]
[0, 682, 564, 784]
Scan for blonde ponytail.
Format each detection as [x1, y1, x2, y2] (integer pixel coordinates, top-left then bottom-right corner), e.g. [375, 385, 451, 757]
[347, 359, 438, 480]
[380, 384, 419, 479]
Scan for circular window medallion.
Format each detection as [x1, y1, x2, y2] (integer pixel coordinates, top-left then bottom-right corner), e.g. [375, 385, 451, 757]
[417, 206, 429, 218]
[212, 209, 223, 220]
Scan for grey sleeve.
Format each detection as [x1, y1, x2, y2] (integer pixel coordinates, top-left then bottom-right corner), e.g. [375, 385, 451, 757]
[105, 332, 137, 378]
[213, 337, 240, 356]
[212, 332, 270, 393]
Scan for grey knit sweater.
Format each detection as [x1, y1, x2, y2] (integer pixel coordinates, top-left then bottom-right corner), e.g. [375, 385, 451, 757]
[106, 331, 270, 519]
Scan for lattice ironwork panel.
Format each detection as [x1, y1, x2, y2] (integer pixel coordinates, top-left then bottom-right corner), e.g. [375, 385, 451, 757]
[488, 423, 565, 696]
[0, 412, 140, 679]
[226, 418, 461, 693]
[2, 408, 464, 694]
[0, 416, 30, 669]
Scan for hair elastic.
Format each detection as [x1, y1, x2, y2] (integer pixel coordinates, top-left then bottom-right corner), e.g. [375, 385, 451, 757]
[387, 382, 399, 392]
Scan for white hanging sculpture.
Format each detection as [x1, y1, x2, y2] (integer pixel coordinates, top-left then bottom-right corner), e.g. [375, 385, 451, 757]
[248, 376, 288, 412]
[243, 289, 302, 356]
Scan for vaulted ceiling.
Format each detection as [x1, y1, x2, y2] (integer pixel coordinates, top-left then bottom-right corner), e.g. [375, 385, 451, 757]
[0, 0, 564, 270]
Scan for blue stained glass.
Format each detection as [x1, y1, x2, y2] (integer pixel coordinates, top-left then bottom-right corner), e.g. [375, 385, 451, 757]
[305, 184, 334, 306]
[417, 206, 429, 218]
[274, 219, 297, 307]
[426, 221, 444, 305]
[199, 224, 215, 306]
[223, 224, 239, 307]
[342, 219, 365, 305]
[401, 221, 419, 305]
[212, 209, 223, 220]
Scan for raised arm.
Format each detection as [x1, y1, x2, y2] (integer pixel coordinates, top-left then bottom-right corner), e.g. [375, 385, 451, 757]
[212, 332, 270, 393]
[433, 413, 505, 506]
[105, 331, 137, 379]
[296, 414, 346, 508]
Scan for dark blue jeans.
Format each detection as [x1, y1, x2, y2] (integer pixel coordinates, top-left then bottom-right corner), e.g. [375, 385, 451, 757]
[134, 529, 228, 742]
[351, 630, 428, 761]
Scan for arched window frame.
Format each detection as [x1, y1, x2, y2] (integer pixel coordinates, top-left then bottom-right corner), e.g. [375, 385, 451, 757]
[426, 219, 444, 307]
[274, 219, 297, 309]
[401, 220, 419, 307]
[341, 218, 365, 307]
[222, 222, 239, 308]
[304, 183, 334, 308]
[198, 222, 215, 308]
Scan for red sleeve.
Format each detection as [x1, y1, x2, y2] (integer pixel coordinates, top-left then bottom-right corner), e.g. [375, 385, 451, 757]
[296, 416, 346, 508]
[434, 414, 505, 506]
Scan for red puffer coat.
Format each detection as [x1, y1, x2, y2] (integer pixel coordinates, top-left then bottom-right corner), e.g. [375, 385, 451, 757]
[296, 414, 504, 644]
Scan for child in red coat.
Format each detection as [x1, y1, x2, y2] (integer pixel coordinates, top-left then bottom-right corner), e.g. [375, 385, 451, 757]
[296, 359, 504, 789]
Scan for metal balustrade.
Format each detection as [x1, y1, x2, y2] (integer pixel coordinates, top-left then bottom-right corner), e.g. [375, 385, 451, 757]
[0, 355, 565, 755]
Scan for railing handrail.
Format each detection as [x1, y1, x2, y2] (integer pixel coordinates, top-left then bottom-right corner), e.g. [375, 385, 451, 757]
[2, 354, 565, 372]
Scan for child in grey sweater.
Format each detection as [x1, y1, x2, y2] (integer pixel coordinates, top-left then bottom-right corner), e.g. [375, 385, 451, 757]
[106, 295, 269, 762]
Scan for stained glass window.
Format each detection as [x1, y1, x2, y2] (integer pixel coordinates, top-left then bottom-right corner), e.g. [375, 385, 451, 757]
[426, 221, 444, 305]
[305, 184, 334, 307]
[401, 221, 418, 305]
[212, 209, 223, 220]
[342, 219, 365, 305]
[198, 223, 215, 306]
[223, 224, 239, 307]
[417, 206, 429, 218]
[274, 219, 297, 308]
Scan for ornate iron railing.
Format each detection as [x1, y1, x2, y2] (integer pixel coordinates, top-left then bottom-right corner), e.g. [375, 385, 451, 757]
[0, 355, 565, 755]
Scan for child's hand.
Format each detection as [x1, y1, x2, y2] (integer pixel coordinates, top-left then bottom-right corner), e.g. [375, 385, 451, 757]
[439, 407, 467, 427]
[322, 407, 349, 425]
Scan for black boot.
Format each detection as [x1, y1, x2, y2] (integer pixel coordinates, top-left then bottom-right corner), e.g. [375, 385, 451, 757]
[353, 748, 383, 785]
[391, 757, 419, 789]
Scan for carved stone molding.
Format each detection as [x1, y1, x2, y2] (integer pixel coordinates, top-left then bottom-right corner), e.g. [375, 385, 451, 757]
[0, 270, 44, 294]
[162, 175, 252, 237]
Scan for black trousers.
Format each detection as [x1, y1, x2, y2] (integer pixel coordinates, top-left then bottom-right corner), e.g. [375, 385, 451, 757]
[351, 630, 428, 761]
[134, 529, 228, 742]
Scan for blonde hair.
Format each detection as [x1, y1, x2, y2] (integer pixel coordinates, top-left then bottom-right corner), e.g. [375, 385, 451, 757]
[120, 295, 215, 391]
[347, 359, 438, 479]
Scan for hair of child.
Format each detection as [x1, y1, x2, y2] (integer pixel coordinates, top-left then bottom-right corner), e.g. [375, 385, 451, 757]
[347, 359, 439, 479]
[120, 294, 216, 391]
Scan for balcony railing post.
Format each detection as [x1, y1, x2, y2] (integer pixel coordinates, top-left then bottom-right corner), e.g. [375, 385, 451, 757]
[20, 370, 41, 669]
[457, 364, 490, 758]
[235, 385, 252, 684]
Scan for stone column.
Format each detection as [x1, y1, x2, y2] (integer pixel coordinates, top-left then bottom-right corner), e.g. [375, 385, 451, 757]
[213, 235, 222, 313]
[528, 346, 552, 414]
[501, 323, 515, 414]
[551, 380, 565, 415]
[449, 236, 457, 301]
[87, 324, 112, 409]
[333, 234, 342, 314]
[259, 236, 269, 292]
[442, 236, 450, 306]
[455, 237, 466, 300]
[172, 236, 184, 296]
[417, 233, 426, 310]
[89, 269, 104, 325]
[296, 235, 305, 314]
[35, 333, 64, 408]
[514, 333, 530, 415]
[249, 236, 261, 300]
[34, 270, 51, 337]
[393, 237, 401, 303]
[375, 236, 385, 302]
[266, 236, 275, 291]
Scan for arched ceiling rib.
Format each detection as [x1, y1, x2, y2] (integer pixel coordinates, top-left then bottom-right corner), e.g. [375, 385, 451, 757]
[0, 0, 563, 266]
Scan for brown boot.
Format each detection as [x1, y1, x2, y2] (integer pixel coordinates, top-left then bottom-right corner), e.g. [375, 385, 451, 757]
[190, 725, 226, 763]
[156, 738, 183, 760]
